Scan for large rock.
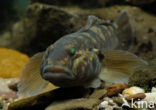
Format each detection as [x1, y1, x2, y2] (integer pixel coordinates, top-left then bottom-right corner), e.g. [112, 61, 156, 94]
[1, 5, 156, 57]
[45, 98, 99, 110]
[8, 87, 90, 110]
[18, 3, 76, 55]
[8, 82, 130, 110]
[128, 58, 156, 92]
[0, 48, 29, 78]
[0, 3, 78, 56]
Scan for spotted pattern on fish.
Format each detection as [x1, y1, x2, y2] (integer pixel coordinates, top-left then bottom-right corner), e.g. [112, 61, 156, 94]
[49, 45, 55, 50]
[90, 26, 106, 41]
[108, 26, 114, 33]
[113, 22, 119, 29]
[39, 10, 133, 88]
[41, 22, 119, 81]
[81, 32, 97, 45]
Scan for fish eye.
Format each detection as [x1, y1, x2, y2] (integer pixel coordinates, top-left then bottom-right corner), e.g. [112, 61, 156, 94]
[70, 48, 76, 55]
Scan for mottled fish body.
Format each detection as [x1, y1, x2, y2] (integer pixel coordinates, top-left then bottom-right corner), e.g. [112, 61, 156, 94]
[53, 24, 118, 51]
[18, 10, 146, 97]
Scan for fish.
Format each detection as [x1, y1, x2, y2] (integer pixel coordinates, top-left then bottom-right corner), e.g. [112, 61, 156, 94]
[18, 9, 147, 97]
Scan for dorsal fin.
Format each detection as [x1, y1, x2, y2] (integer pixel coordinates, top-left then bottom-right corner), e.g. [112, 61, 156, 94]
[78, 15, 112, 32]
[114, 9, 134, 50]
[18, 52, 48, 97]
[86, 15, 111, 26]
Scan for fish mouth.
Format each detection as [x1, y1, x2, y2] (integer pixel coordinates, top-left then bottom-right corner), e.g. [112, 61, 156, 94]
[45, 67, 69, 74]
[42, 65, 74, 80]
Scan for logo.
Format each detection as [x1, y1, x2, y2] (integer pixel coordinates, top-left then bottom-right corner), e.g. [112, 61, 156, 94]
[122, 98, 155, 109]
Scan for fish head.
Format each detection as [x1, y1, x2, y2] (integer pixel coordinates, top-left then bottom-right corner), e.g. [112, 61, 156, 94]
[40, 45, 101, 87]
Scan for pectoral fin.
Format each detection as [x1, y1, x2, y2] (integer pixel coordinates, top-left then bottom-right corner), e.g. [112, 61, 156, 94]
[85, 78, 101, 88]
[18, 52, 48, 97]
[99, 50, 147, 83]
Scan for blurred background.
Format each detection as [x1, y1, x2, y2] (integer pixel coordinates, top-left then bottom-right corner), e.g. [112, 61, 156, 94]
[0, 1, 156, 110]
[1, 0, 156, 78]
[0, 0, 156, 79]
[0, 0, 156, 56]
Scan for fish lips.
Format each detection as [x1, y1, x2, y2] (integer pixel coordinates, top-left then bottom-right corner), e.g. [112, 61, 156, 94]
[42, 65, 75, 81]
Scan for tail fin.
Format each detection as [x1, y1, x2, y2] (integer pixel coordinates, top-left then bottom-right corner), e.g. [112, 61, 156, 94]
[114, 9, 134, 50]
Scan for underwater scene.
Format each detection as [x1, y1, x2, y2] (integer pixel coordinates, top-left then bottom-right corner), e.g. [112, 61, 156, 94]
[0, 0, 156, 110]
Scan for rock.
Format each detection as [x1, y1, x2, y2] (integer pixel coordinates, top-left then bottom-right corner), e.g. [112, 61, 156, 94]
[0, 92, 18, 100]
[112, 97, 124, 106]
[8, 83, 18, 92]
[0, 3, 78, 56]
[98, 97, 119, 110]
[8, 85, 108, 110]
[0, 90, 18, 110]
[21, 3, 81, 56]
[144, 93, 156, 104]
[8, 87, 89, 110]
[125, 93, 146, 101]
[105, 83, 127, 97]
[127, 9, 156, 56]
[0, 78, 19, 92]
[0, 48, 29, 78]
[122, 86, 145, 96]
[0, 78, 19, 109]
[143, 52, 156, 61]
[89, 89, 107, 99]
[128, 59, 156, 92]
[152, 87, 156, 93]
[45, 98, 99, 110]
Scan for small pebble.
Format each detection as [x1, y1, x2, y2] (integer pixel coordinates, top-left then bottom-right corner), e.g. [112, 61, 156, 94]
[144, 93, 156, 104]
[100, 101, 108, 108]
[113, 107, 123, 110]
[109, 99, 113, 103]
[98, 107, 105, 110]
[112, 97, 124, 105]
[122, 86, 144, 96]
[106, 83, 127, 97]
[99, 97, 119, 110]
[8, 82, 18, 92]
[151, 87, 156, 93]
[125, 93, 146, 101]
[0, 91, 18, 100]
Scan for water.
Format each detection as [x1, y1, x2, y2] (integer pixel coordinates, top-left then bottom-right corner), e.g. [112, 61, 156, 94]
[0, 0, 29, 33]
[13, 0, 29, 14]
